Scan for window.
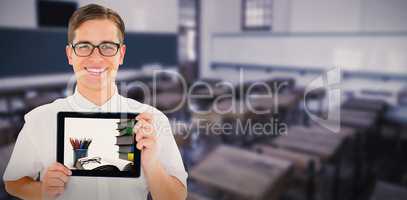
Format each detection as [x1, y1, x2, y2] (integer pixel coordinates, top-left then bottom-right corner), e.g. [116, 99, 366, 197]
[37, 0, 77, 28]
[242, 0, 273, 31]
[179, 0, 198, 62]
[178, 0, 200, 81]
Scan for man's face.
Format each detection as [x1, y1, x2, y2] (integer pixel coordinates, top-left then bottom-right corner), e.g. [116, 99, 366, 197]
[66, 19, 126, 90]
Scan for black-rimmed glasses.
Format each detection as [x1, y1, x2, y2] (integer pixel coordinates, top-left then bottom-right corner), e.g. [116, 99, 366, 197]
[71, 42, 121, 57]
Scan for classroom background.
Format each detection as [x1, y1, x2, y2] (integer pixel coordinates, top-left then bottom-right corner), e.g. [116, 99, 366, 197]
[1, 0, 407, 200]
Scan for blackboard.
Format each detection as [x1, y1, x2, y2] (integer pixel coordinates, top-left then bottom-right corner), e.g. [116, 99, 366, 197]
[0, 27, 177, 78]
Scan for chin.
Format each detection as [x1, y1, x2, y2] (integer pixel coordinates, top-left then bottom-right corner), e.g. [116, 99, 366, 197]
[78, 78, 112, 91]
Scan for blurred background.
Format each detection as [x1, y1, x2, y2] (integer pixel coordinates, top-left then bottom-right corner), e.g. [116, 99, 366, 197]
[1, 0, 407, 200]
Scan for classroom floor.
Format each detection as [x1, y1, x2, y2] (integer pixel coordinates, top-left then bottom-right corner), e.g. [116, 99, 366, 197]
[0, 78, 406, 200]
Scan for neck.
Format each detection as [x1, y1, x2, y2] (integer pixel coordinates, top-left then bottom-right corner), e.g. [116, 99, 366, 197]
[77, 83, 117, 106]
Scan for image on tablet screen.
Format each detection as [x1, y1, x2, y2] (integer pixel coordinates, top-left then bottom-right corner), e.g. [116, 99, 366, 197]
[63, 117, 137, 172]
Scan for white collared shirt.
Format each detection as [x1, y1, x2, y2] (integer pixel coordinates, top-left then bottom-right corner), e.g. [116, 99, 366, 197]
[3, 91, 188, 200]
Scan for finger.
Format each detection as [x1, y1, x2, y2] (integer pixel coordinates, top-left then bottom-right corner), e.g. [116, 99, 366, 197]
[46, 178, 65, 187]
[140, 119, 154, 133]
[135, 119, 153, 131]
[139, 119, 155, 134]
[133, 120, 144, 134]
[48, 167, 71, 177]
[48, 163, 72, 176]
[136, 113, 153, 123]
[136, 138, 155, 150]
[135, 127, 155, 142]
[134, 122, 144, 142]
[135, 122, 155, 141]
[47, 171, 70, 183]
[133, 120, 148, 136]
[136, 112, 153, 121]
[46, 186, 65, 197]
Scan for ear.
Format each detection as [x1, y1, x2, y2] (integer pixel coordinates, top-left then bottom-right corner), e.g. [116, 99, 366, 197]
[66, 45, 73, 65]
[119, 44, 126, 65]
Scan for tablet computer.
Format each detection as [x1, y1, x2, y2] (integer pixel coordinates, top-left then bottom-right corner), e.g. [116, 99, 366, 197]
[57, 112, 141, 178]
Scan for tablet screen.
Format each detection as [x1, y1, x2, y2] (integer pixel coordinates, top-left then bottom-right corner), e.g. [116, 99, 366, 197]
[57, 112, 141, 177]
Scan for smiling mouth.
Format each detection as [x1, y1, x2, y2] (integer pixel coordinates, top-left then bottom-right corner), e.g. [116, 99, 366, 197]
[85, 67, 107, 76]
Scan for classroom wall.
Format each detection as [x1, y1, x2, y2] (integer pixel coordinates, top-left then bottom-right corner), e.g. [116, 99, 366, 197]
[0, 28, 178, 78]
[0, 0, 37, 28]
[200, 0, 241, 80]
[0, 0, 179, 78]
[289, 0, 407, 32]
[0, 0, 178, 33]
[211, 33, 407, 75]
[200, 0, 407, 84]
[75, 0, 178, 33]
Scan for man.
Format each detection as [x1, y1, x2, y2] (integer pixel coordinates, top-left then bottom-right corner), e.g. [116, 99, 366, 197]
[3, 4, 187, 200]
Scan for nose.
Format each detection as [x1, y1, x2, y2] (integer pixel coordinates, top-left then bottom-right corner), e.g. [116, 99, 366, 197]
[88, 47, 104, 60]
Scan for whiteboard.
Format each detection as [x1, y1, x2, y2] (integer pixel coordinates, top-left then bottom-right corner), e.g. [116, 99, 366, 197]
[211, 33, 407, 75]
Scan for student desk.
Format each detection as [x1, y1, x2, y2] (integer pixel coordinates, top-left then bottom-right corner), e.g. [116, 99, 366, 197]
[341, 109, 378, 122]
[211, 99, 252, 144]
[248, 93, 301, 114]
[313, 109, 377, 133]
[383, 106, 407, 181]
[293, 87, 326, 124]
[297, 125, 356, 140]
[147, 79, 183, 93]
[186, 192, 213, 200]
[190, 145, 293, 200]
[253, 144, 321, 200]
[284, 126, 354, 160]
[0, 121, 13, 146]
[370, 181, 407, 200]
[270, 126, 350, 200]
[190, 86, 232, 111]
[190, 111, 222, 129]
[0, 70, 143, 108]
[341, 98, 388, 114]
[155, 92, 184, 111]
[341, 99, 386, 153]
[0, 69, 142, 96]
[337, 109, 378, 154]
[253, 144, 321, 176]
[213, 99, 249, 119]
[265, 77, 296, 93]
[330, 110, 378, 199]
[271, 133, 340, 161]
[209, 93, 302, 119]
[270, 125, 351, 161]
[192, 86, 231, 97]
[209, 98, 278, 145]
[171, 121, 191, 148]
[248, 92, 302, 127]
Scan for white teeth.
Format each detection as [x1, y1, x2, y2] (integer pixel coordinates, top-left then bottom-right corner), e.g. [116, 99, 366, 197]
[86, 68, 106, 73]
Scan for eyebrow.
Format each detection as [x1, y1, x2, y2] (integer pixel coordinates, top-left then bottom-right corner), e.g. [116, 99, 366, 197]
[74, 40, 120, 44]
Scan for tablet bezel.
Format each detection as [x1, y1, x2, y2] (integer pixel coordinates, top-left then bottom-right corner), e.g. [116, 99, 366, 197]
[57, 112, 141, 178]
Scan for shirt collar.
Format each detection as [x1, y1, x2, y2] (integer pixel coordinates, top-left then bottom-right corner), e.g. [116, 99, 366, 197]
[69, 88, 122, 112]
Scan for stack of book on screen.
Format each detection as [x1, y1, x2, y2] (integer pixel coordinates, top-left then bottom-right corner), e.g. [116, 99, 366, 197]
[116, 119, 136, 162]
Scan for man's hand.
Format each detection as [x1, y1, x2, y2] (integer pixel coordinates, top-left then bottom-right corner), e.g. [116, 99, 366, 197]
[134, 112, 158, 170]
[41, 162, 72, 200]
[133, 112, 187, 200]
